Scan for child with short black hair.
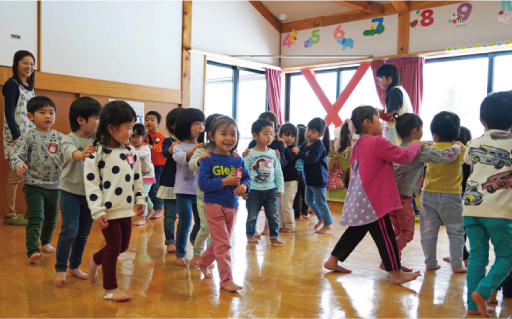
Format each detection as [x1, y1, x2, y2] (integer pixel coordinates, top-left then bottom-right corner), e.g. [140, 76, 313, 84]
[278, 123, 299, 232]
[463, 91, 512, 316]
[158, 108, 184, 254]
[10, 96, 63, 264]
[145, 111, 166, 219]
[244, 119, 284, 246]
[293, 124, 310, 220]
[420, 111, 467, 274]
[54, 96, 101, 285]
[85, 101, 146, 302]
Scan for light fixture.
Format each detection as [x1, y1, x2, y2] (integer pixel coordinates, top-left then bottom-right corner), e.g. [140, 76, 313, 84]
[277, 13, 287, 21]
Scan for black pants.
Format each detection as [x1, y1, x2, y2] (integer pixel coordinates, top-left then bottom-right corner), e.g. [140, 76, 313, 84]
[497, 271, 512, 297]
[463, 230, 470, 261]
[331, 215, 401, 271]
[293, 174, 308, 219]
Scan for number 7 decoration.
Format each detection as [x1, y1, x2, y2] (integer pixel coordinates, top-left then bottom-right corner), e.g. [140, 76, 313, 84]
[300, 63, 371, 127]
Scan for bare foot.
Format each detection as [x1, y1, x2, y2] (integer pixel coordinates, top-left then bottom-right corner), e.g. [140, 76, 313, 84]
[488, 289, 499, 304]
[271, 239, 285, 246]
[315, 225, 332, 234]
[443, 257, 450, 263]
[281, 228, 293, 233]
[247, 236, 259, 244]
[104, 288, 132, 302]
[54, 272, 66, 286]
[69, 268, 88, 280]
[191, 255, 201, 267]
[208, 263, 215, 269]
[314, 220, 323, 230]
[42, 244, 56, 253]
[87, 256, 99, 285]
[29, 252, 44, 264]
[307, 208, 313, 214]
[167, 244, 176, 253]
[190, 239, 195, 247]
[174, 257, 187, 267]
[390, 270, 422, 285]
[468, 291, 494, 317]
[324, 256, 352, 273]
[427, 265, 441, 271]
[261, 225, 270, 236]
[278, 228, 284, 233]
[146, 209, 156, 219]
[133, 216, 146, 226]
[379, 262, 412, 272]
[221, 282, 243, 292]
[254, 234, 261, 240]
[453, 266, 467, 273]
[301, 214, 311, 220]
[199, 266, 213, 278]
[150, 210, 162, 219]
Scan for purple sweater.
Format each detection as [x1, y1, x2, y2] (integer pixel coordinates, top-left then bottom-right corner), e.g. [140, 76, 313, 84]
[172, 143, 199, 195]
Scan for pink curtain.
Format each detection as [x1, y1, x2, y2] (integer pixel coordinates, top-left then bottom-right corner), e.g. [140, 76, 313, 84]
[265, 69, 283, 125]
[370, 57, 424, 114]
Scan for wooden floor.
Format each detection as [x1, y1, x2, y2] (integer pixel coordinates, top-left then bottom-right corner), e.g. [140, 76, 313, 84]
[0, 202, 509, 318]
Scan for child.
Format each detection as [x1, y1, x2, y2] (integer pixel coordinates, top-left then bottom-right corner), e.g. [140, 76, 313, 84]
[324, 106, 423, 285]
[244, 119, 285, 246]
[54, 97, 101, 285]
[157, 108, 184, 254]
[291, 118, 333, 234]
[197, 116, 251, 292]
[189, 113, 222, 266]
[279, 123, 299, 232]
[420, 111, 466, 273]
[463, 91, 512, 316]
[375, 64, 413, 145]
[10, 96, 63, 263]
[393, 113, 462, 271]
[85, 101, 146, 302]
[145, 111, 166, 219]
[2, 50, 36, 226]
[172, 108, 205, 266]
[293, 124, 310, 220]
[131, 123, 156, 226]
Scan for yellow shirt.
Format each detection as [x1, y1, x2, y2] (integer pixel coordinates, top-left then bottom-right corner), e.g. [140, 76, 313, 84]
[423, 142, 466, 194]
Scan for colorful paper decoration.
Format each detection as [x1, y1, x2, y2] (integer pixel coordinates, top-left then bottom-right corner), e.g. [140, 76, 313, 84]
[411, 9, 434, 30]
[448, 3, 472, 26]
[333, 25, 354, 50]
[446, 41, 511, 53]
[305, 29, 320, 48]
[363, 17, 385, 36]
[498, 2, 512, 25]
[304, 38, 313, 48]
[282, 30, 298, 48]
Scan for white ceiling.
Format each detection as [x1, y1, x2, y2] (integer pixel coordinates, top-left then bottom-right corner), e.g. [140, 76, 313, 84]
[262, 1, 391, 22]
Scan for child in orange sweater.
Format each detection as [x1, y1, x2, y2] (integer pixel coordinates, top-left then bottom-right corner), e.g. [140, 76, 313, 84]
[145, 111, 166, 219]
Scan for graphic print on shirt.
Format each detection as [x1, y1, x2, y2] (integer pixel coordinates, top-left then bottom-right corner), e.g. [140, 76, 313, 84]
[183, 166, 196, 181]
[481, 170, 512, 194]
[490, 132, 512, 140]
[468, 145, 512, 169]
[463, 180, 483, 205]
[253, 158, 272, 183]
[339, 160, 379, 226]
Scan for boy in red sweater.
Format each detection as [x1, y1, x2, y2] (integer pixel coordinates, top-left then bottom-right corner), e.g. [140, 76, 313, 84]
[145, 111, 166, 219]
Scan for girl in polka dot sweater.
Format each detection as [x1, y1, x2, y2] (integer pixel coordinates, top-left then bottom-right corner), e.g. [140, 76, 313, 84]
[84, 101, 146, 302]
[324, 106, 424, 285]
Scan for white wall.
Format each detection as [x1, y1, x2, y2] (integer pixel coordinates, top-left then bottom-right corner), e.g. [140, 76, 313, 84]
[190, 1, 281, 109]
[280, 15, 399, 67]
[410, 1, 512, 53]
[0, 1, 38, 69]
[41, 1, 182, 90]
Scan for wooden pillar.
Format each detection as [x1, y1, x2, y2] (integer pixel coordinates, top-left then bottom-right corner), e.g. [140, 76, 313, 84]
[37, 0, 42, 71]
[397, 11, 410, 54]
[181, 1, 192, 108]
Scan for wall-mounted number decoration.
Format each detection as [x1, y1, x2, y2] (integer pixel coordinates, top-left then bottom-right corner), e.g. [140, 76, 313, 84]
[333, 25, 354, 50]
[282, 30, 298, 48]
[498, 1, 512, 25]
[363, 17, 385, 36]
[410, 9, 434, 30]
[448, 3, 472, 27]
[304, 29, 320, 48]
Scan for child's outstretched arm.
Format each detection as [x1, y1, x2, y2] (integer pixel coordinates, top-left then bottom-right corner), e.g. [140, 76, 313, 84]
[189, 148, 209, 172]
[9, 132, 30, 176]
[162, 138, 180, 158]
[377, 136, 422, 165]
[417, 143, 462, 164]
[150, 134, 164, 153]
[463, 142, 472, 165]
[293, 142, 323, 164]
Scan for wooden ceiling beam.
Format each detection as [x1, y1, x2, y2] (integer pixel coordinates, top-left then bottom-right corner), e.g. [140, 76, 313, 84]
[333, 1, 385, 15]
[391, 1, 410, 14]
[248, 1, 282, 32]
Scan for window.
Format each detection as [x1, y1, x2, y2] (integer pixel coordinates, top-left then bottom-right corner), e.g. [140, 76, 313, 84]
[339, 68, 382, 121]
[204, 63, 233, 119]
[238, 70, 267, 152]
[494, 53, 512, 92]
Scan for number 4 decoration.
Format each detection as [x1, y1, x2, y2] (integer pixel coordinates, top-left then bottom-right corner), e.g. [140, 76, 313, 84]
[283, 30, 298, 48]
[304, 29, 320, 48]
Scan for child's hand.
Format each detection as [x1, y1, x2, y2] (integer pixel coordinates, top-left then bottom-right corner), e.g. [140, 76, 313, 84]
[232, 151, 239, 158]
[145, 143, 154, 150]
[135, 204, 145, 216]
[411, 140, 426, 147]
[223, 174, 241, 187]
[96, 215, 109, 229]
[242, 148, 251, 157]
[242, 195, 249, 200]
[198, 151, 211, 163]
[275, 150, 281, 159]
[233, 184, 247, 196]
[83, 144, 96, 159]
[291, 147, 300, 155]
[194, 143, 205, 151]
[453, 141, 464, 147]
[171, 140, 181, 147]
[277, 193, 282, 198]
[16, 164, 28, 177]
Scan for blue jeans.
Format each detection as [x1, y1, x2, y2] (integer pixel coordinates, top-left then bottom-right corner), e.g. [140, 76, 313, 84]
[464, 216, 512, 311]
[149, 165, 164, 210]
[175, 194, 198, 258]
[164, 199, 177, 245]
[245, 188, 280, 239]
[55, 191, 93, 272]
[305, 186, 333, 226]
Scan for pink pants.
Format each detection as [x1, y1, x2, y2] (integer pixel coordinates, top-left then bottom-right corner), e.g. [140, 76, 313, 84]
[197, 203, 238, 287]
[388, 195, 415, 253]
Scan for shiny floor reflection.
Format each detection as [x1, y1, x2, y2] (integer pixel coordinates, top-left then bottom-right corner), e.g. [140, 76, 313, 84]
[0, 202, 510, 318]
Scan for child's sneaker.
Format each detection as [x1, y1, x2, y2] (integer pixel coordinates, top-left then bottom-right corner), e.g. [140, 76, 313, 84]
[3, 214, 28, 226]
